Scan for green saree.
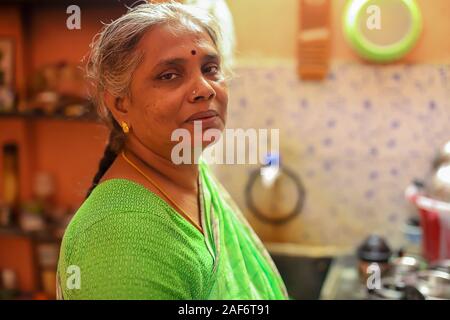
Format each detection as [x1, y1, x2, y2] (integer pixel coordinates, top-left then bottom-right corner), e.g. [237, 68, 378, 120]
[198, 160, 289, 299]
[57, 159, 289, 299]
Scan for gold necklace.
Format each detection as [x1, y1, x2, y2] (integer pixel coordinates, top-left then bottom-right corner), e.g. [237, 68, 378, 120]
[121, 150, 203, 234]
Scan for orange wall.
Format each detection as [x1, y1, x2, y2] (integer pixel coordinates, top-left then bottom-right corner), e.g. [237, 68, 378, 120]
[0, 118, 108, 207]
[0, 4, 126, 95]
[33, 120, 108, 208]
[1, 0, 449, 210]
[1, 1, 449, 91]
[25, 5, 123, 207]
[1, 4, 123, 208]
[0, 234, 37, 292]
[227, 0, 450, 63]
[30, 5, 125, 73]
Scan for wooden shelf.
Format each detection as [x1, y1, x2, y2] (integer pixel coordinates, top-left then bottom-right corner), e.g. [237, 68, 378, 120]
[0, 111, 99, 123]
[0, 226, 62, 242]
[0, 0, 140, 5]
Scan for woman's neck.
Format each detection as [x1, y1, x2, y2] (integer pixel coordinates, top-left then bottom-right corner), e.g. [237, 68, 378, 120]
[123, 134, 199, 192]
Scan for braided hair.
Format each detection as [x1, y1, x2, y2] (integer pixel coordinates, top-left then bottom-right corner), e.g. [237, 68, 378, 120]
[85, 121, 125, 199]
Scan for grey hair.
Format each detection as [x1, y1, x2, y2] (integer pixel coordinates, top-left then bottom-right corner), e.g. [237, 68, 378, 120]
[85, 1, 231, 144]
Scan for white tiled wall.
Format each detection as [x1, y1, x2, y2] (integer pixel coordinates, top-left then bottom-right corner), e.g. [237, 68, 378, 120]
[211, 62, 450, 248]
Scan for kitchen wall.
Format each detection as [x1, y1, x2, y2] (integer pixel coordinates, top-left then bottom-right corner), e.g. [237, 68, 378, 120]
[227, 0, 450, 63]
[1, 0, 449, 249]
[214, 62, 450, 248]
[211, 0, 450, 248]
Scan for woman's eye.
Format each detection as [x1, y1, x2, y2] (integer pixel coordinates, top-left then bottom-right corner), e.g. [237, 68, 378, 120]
[159, 73, 179, 81]
[204, 65, 219, 75]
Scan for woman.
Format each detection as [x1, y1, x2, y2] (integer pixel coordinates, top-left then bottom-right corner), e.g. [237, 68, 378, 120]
[57, 2, 288, 300]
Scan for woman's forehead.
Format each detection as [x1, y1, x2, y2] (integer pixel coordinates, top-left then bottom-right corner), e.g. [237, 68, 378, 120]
[138, 24, 218, 67]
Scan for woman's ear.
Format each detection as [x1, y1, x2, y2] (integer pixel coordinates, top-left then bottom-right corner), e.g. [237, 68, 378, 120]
[103, 90, 130, 124]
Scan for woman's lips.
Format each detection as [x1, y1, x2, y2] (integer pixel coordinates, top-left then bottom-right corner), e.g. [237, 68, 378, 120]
[186, 110, 219, 122]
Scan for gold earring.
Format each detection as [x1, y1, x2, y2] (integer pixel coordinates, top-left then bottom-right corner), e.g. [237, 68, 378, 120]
[121, 121, 129, 134]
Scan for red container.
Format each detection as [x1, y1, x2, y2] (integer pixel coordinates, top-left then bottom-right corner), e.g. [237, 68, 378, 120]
[405, 184, 450, 262]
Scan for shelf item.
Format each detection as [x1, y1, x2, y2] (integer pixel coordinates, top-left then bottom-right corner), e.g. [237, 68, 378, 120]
[2, 144, 20, 209]
[298, 0, 331, 80]
[343, 0, 423, 63]
[40, 268, 56, 299]
[0, 110, 98, 122]
[0, 0, 144, 4]
[0, 37, 16, 113]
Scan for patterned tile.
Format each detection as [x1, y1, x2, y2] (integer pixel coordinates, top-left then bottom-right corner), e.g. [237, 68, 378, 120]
[210, 62, 450, 248]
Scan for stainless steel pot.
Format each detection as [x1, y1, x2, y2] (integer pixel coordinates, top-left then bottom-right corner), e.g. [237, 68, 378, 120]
[368, 277, 405, 300]
[429, 260, 450, 274]
[414, 270, 450, 299]
[387, 255, 427, 288]
[390, 255, 427, 274]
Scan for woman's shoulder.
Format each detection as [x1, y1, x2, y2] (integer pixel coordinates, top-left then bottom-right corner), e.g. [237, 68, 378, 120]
[86, 178, 171, 215]
[60, 179, 204, 256]
[58, 179, 213, 299]
[65, 178, 204, 241]
[67, 179, 168, 230]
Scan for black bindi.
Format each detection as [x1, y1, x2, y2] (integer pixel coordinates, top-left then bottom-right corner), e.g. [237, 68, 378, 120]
[191, 50, 196, 55]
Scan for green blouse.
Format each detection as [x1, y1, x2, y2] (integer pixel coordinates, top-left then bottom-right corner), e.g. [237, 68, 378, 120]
[57, 161, 289, 300]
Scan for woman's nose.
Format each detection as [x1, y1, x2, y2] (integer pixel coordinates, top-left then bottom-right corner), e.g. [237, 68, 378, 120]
[190, 77, 216, 102]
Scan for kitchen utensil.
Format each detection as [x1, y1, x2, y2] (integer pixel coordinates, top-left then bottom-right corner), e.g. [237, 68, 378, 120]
[388, 255, 427, 288]
[414, 270, 450, 299]
[368, 276, 405, 300]
[404, 285, 426, 300]
[429, 260, 450, 274]
[298, 0, 331, 80]
[357, 235, 392, 282]
[390, 255, 427, 274]
[405, 184, 450, 262]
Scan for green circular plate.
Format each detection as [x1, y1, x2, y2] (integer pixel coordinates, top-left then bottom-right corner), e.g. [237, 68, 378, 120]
[344, 0, 423, 63]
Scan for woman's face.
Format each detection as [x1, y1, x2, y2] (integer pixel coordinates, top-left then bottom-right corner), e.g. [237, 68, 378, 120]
[124, 23, 228, 159]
